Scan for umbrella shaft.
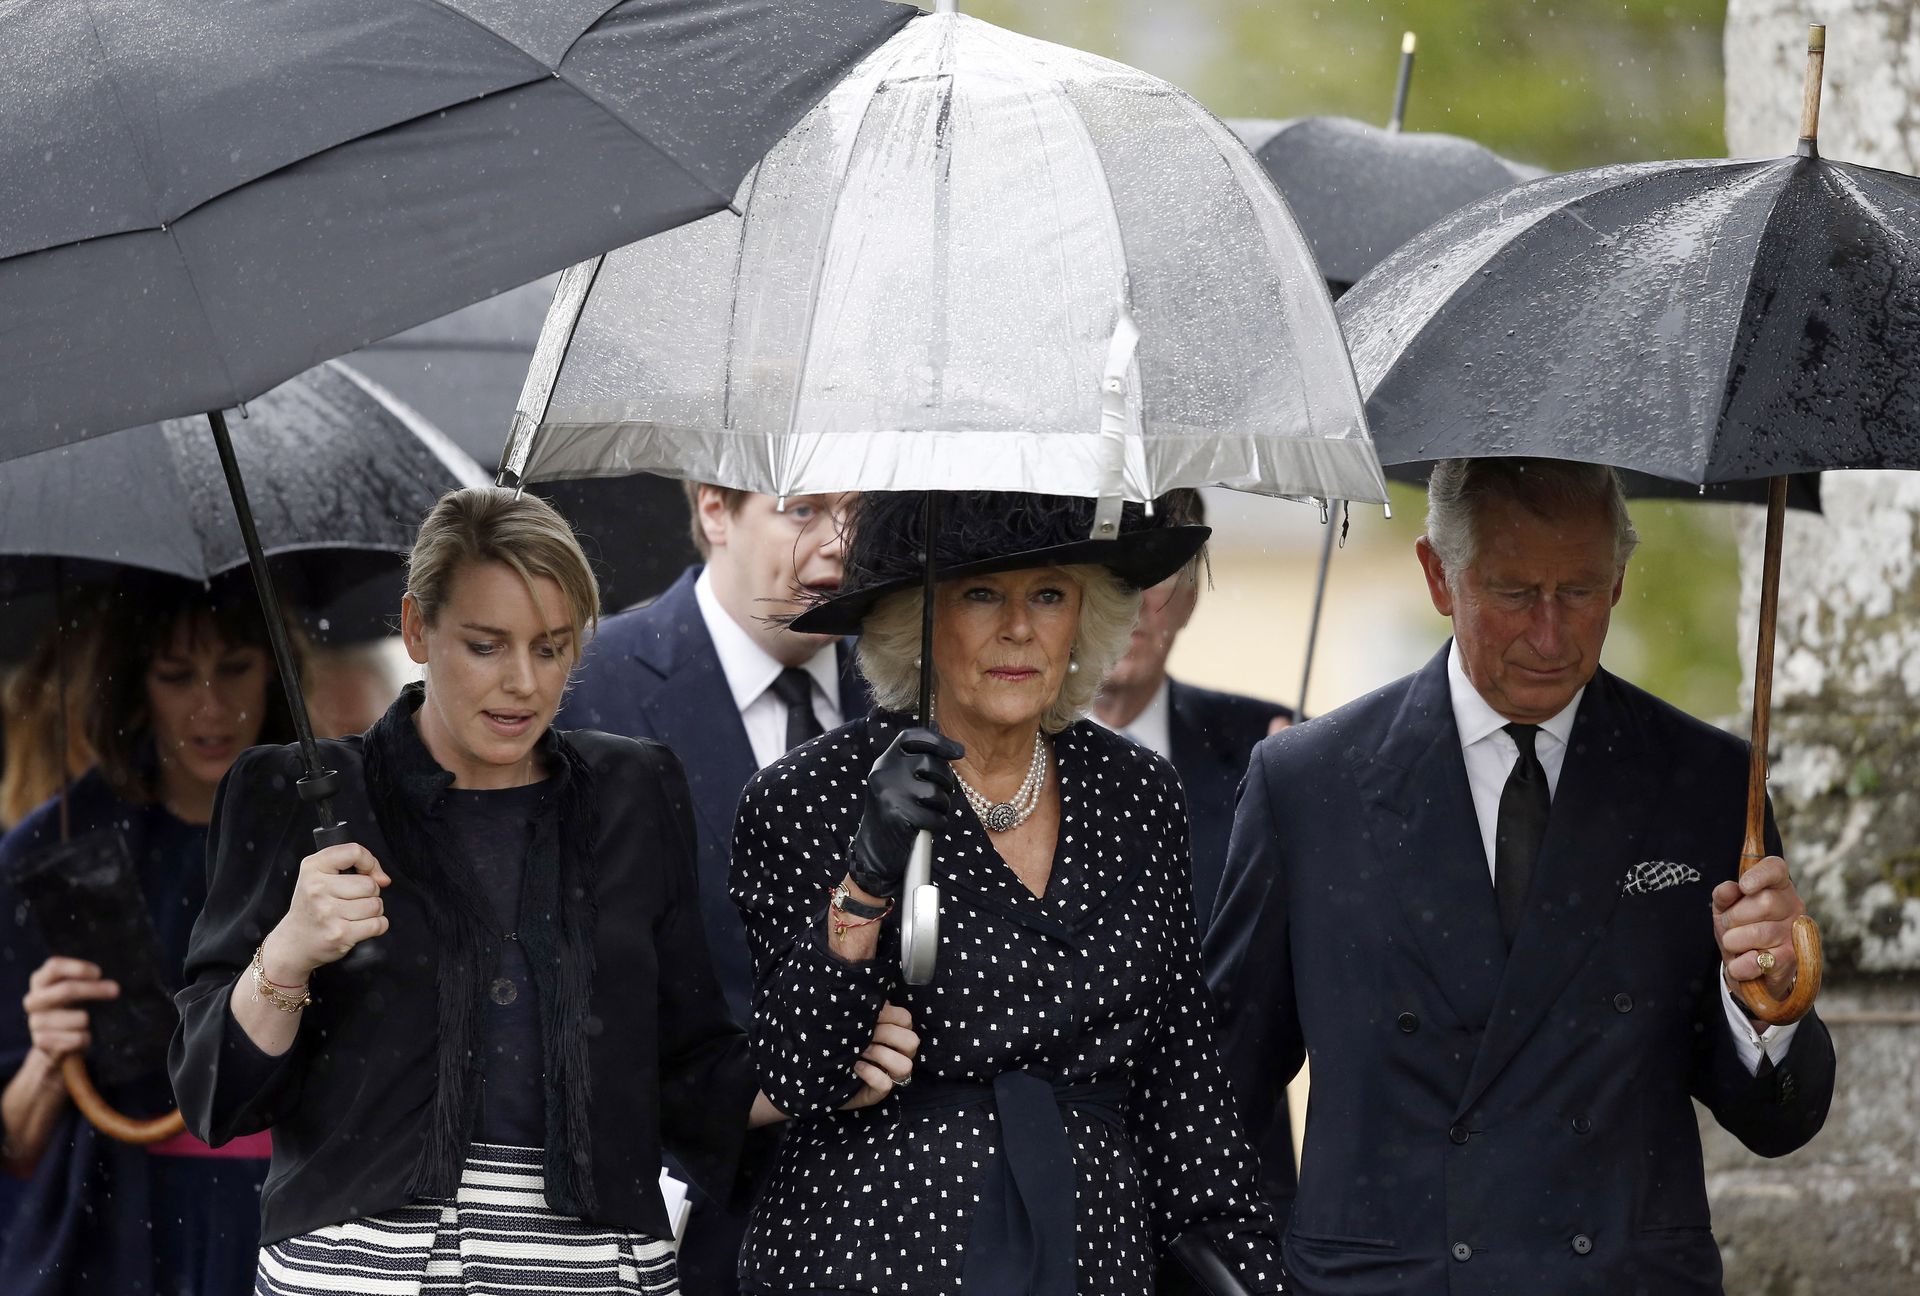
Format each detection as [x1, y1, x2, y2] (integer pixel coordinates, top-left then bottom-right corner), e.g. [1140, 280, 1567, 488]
[1742, 475, 1789, 864]
[917, 494, 943, 727]
[204, 411, 331, 802]
[1297, 510, 1339, 719]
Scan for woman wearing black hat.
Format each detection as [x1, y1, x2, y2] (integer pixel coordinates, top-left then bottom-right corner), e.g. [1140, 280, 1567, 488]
[731, 492, 1284, 1295]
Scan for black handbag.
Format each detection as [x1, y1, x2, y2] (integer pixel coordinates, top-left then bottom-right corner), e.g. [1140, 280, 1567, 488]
[14, 827, 178, 1087]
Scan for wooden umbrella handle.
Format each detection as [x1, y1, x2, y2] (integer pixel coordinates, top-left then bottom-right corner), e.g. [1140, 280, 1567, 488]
[1735, 475, 1823, 1027]
[60, 1055, 185, 1145]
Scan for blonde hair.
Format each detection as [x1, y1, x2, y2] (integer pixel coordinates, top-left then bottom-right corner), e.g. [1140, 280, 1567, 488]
[857, 563, 1140, 733]
[406, 488, 600, 651]
[1, 628, 98, 829]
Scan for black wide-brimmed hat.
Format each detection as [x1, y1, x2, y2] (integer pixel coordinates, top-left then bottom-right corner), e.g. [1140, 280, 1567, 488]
[790, 491, 1210, 636]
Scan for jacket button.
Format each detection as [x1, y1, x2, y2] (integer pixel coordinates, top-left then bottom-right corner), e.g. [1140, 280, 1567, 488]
[1613, 992, 1634, 1013]
[1452, 1242, 1473, 1262]
[1573, 1234, 1594, 1255]
[1397, 1012, 1419, 1033]
[1448, 1123, 1470, 1145]
[1572, 1115, 1592, 1135]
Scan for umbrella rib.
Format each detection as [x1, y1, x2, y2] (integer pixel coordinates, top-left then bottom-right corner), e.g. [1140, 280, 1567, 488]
[418, 0, 737, 209]
[74, 0, 168, 240]
[770, 73, 898, 495]
[1712, 159, 1810, 478]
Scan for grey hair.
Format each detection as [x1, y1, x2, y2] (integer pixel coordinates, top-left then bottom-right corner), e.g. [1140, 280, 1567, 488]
[856, 563, 1140, 733]
[1425, 458, 1639, 574]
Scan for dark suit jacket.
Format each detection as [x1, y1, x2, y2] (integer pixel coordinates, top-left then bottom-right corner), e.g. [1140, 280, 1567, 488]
[1166, 678, 1293, 929]
[1203, 645, 1835, 1296]
[558, 566, 870, 1023]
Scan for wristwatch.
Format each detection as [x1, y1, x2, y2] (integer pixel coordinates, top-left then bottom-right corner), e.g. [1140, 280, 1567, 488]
[831, 881, 892, 920]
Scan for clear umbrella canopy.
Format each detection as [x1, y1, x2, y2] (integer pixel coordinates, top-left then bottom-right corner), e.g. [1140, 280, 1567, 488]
[503, 6, 1388, 510]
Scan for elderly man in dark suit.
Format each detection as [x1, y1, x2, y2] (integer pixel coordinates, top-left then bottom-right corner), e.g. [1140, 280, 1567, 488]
[558, 482, 869, 1296]
[1205, 458, 1834, 1295]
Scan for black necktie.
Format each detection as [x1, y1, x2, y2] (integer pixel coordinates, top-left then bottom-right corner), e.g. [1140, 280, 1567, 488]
[770, 667, 823, 752]
[1494, 722, 1550, 947]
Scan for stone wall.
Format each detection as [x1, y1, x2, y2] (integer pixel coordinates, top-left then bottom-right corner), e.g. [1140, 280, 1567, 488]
[1715, 4, 1920, 1291]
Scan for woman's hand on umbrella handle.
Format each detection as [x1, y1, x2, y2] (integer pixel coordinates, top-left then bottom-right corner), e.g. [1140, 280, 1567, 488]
[21, 957, 117, 1068]
[849, 729, 964, 898]
[263, 842, 392, 983]
[840, 1001, 919, 1111]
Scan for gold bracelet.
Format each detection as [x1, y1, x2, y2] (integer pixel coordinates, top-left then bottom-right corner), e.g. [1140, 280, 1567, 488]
[250, 945, 312, 1013]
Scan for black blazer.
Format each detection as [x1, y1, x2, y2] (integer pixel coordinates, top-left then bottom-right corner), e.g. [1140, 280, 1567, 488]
[169, 695, 758, 1245]
[1203, 646, 1835, 1295]
[558, 565, 870, 1022]
[1166, 678, 1292, 929]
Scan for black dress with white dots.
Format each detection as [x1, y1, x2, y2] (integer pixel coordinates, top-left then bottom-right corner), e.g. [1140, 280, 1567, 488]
[730, 712, 1285, 1294]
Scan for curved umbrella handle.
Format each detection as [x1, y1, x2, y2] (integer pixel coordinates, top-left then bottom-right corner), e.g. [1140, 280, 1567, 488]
[60, 1055, 185, 1145]
[1734, 841, 1824, 1028]
[899, 830, 939, 986]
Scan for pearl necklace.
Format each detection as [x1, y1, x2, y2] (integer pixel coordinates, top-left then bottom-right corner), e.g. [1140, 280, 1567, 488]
[953, 728, 1049, 832]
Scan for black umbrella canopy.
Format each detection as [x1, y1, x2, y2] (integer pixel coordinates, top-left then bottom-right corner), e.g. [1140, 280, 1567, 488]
[1339, 154, 1920, 482]
[1230, 116, 1543, 290]
[0, 0, 916, 455]
[0, 362, 486, 590]
[343, 279, 693, 612]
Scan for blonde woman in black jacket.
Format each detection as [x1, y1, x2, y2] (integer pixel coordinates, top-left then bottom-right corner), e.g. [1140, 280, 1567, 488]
[171, 488, 917, 1295]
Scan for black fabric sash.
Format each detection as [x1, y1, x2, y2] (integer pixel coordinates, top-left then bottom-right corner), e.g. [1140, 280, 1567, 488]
[900, 1072, 1128, 1296]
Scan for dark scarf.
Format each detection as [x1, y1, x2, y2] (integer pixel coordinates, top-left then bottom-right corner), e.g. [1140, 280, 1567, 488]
[361, 683, 601, 1214]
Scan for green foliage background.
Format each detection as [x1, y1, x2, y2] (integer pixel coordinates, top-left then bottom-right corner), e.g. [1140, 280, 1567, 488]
[969, 0, 1748, 719]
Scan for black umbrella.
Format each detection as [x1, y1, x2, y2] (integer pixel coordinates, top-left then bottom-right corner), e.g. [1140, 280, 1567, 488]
[343, 280, 693, 613]
[0, 0, 913, 858]
[0, 0, 916, 452]
[1228, 35, 1543, 296]
[1339, 25, 1918, 1024]
[0, 361, 485, 615]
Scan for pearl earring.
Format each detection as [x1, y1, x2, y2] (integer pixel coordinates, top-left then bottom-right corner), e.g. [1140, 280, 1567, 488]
[1067, 657, 1081, 675]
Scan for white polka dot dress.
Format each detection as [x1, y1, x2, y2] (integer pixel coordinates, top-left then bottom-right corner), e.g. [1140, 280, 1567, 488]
[729, 713, 1286, 1294]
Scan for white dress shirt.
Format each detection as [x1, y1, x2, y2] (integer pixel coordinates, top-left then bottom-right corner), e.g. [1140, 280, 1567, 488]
[693, 568, 843, 771]
[1445, 642, 1794, 1072]
[1095, 677, 1173, 760]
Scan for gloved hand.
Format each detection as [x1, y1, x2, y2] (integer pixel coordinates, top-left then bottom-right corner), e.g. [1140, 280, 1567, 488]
[848, 728, 965, 899]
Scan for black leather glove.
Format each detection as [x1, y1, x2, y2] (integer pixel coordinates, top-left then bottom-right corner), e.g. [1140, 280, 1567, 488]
[848, 727, 965, 899]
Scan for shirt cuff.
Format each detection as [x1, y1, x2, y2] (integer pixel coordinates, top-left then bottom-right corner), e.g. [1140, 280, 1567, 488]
[1721, 978, 1802, 1073]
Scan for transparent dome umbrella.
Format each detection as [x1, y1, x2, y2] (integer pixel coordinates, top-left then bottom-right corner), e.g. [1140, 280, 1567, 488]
[0, 0, 912, 864]
[1340, 26, 1920, 1025]
[500, 0, 1389, 989]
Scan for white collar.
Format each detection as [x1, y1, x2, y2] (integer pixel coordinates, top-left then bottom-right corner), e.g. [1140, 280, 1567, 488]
[1446, 639, 1583, 750]
[693, 567, 839, 712]
[1094, 676, 1172, 760]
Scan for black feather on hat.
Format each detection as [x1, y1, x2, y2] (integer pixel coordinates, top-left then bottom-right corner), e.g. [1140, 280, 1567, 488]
[789, 491, 1209, 636]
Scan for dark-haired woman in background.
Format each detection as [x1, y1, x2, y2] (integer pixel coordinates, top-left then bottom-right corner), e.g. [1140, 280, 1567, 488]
[0, 583, 300, 1295]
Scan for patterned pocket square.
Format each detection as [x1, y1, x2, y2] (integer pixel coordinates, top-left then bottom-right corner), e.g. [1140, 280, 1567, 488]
[1622, 861, 1702, 896]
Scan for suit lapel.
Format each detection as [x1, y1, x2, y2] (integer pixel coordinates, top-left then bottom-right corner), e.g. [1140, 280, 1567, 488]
[1455, 670, 1654, 1116]
[630, 577, 758, 848]
[1361, 649, 1509, 1030]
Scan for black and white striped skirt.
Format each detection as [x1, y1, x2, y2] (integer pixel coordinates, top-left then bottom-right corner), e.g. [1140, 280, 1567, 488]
[256, 1144, 678, 1295]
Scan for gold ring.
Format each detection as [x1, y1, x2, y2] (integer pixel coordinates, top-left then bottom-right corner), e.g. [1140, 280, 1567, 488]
[1755, 950, 1777, 973]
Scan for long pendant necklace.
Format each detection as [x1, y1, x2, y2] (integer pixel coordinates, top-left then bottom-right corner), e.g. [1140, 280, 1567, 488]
[953, 728, 1048, 832]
